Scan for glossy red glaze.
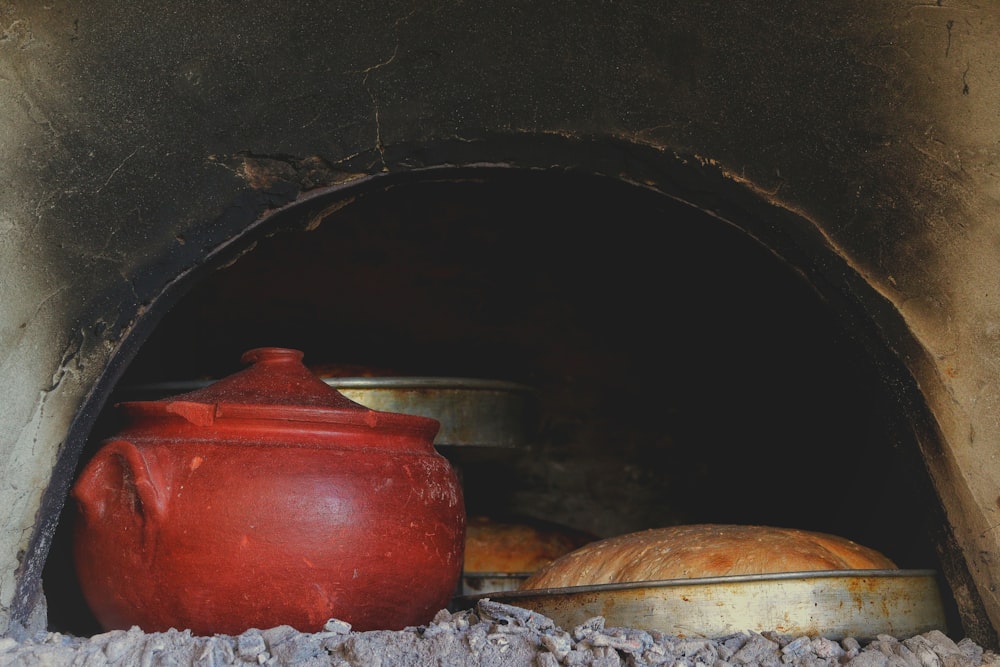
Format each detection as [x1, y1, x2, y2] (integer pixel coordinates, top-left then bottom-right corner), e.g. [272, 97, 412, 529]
[71, 348, 465, 636]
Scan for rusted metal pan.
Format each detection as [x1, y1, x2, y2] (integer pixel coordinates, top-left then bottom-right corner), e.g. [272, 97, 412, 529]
[328, 377, 536, 448]
[461, 572, 532, 596]
[459, 570, 947, 641]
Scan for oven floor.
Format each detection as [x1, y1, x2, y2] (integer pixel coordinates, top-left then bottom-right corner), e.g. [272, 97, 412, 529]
[0, 601, 994, 666]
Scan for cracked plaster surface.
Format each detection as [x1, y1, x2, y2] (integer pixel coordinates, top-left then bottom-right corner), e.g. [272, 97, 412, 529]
[0, 2, 117, 635]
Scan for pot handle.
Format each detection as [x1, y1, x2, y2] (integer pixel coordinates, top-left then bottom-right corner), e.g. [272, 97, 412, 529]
[72, 440, 167, 539]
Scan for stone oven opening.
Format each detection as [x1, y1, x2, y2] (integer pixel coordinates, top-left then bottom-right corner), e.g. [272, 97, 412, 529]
[38, 166, 973, 644]
[4, 2, 1000, 663]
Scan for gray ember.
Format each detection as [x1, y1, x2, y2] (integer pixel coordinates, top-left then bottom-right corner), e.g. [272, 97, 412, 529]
[0, 601, 997, 666]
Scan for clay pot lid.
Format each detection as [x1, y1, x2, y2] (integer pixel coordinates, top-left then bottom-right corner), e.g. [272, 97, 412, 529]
[118, 347, 440, 434]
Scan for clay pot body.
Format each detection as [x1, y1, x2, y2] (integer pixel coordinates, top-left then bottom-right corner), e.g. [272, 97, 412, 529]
[72, 348, 465, 636]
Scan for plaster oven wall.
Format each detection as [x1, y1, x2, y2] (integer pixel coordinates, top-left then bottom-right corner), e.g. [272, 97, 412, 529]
[2, 0, 1000, 647]
[37, 167, 966, 639]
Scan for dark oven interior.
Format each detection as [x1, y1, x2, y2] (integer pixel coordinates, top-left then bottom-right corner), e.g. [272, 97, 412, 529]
[41, 167, 966, 638]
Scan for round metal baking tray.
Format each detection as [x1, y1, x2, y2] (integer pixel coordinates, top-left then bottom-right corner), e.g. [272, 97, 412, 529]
[460, 572, 532, 596]
[456, 569, 947, 640]
[327, 377, 535, 448]
[117, 376, 537, 448]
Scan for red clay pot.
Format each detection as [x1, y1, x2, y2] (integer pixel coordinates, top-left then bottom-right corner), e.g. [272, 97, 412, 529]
[71, 347, 465, 636]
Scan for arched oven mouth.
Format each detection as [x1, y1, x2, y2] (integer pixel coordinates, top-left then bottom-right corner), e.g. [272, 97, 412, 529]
[37, 165, 981, 647]
[5, 0, 1000, 661]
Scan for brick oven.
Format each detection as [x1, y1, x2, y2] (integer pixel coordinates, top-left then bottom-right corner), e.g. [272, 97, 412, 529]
[3, 0, 1000, 655]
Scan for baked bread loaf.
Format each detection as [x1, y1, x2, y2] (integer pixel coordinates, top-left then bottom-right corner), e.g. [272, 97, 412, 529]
[520, 524, 897, 589]
[463, 516, 597, 574]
